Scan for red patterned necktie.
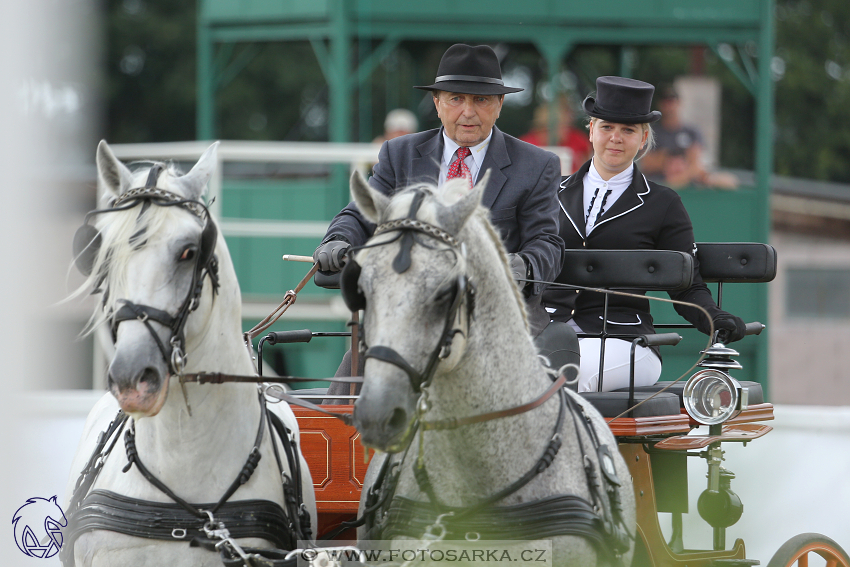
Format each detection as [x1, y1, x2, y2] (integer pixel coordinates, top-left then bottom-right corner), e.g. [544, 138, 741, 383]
[446, 146, 472, 188]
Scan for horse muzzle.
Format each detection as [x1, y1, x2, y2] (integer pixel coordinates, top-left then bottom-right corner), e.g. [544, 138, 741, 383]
[353, 371, 418, 452]
[108, 326, 170, 418]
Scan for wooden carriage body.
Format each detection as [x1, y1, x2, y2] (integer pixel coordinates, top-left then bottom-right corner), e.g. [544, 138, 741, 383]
[295, 401, 775, 565]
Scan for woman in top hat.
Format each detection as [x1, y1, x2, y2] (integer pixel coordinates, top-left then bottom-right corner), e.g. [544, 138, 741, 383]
[539, 76, 746, 393]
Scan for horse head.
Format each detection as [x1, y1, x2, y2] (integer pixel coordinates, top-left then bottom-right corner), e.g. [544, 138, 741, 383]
[349, 170, 496, 452]
[77, 141, 223, 418]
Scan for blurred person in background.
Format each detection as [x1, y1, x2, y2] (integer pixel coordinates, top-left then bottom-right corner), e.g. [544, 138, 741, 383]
[373, 108, 418, 144]
[641, 85, 738, 189]
[520, 96, 591, 173]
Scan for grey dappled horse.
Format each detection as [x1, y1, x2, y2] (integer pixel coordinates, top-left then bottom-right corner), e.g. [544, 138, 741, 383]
[346, 171, 636, 566]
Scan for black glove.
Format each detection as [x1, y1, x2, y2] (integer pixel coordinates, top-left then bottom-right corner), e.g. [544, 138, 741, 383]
[713, 313, 746, 344]
[313, 240, 349, 272]
[507, 253, 527, 289]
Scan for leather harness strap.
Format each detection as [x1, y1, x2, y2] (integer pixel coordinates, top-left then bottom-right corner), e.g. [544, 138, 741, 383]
[421, 374, 567, 431]
[61, 394, 312, 567]
[63, 489, 295, 549]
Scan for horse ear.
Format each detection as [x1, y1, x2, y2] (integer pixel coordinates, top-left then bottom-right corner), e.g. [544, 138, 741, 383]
[96, 140, 134, 197]
[436, 169, 489, 234]
[175, 142, 220, 200]
[350, 170, 390, 223]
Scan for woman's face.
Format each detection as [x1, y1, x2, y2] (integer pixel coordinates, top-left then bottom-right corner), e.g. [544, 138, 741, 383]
[589, 120, 649, 179]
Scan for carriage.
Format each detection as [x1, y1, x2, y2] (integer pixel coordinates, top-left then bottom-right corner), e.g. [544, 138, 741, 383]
[281, 242, 849, 567]
[65, 144, 849, 567]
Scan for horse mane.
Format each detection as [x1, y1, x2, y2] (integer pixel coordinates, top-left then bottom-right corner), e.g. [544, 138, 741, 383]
[473, 207, 530, 330]
[70, 162, 208, 335]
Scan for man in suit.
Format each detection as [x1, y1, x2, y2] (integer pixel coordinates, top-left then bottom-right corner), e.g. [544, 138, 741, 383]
[314, 43, 564, 337]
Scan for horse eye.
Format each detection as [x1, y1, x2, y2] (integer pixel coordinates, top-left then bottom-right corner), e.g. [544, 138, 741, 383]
[180, 247, 196, 261]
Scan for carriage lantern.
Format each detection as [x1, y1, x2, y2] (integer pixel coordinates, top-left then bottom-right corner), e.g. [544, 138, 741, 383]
[683, 344, 749, 426]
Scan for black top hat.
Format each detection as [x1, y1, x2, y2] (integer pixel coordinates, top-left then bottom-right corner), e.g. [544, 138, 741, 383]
[582, 76, 662, 124]
[414, 44, 523, 96]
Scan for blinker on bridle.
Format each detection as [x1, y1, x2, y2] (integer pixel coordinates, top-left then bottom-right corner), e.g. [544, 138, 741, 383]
[72, 163, 220, 378]
[340, 189, 475, 395]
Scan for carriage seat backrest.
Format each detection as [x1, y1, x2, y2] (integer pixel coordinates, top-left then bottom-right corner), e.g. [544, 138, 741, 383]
[316, 243, 777, 299]
[695, 242, 777, 283]
[556, 249, 694, 291]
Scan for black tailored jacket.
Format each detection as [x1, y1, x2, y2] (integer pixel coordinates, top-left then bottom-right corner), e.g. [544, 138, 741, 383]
[322, 126, 564, 336]
[542, 160, 726, 339]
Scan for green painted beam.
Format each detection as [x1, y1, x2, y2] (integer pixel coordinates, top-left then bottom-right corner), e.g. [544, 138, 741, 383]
[216, 44, 262, 90]
[710, 44, 757, 97]
[196, 19, 215, 140]
[328, 0, 351, 143]
[754, 0, 775, 395]
[209, 24, 334, 43]
[348, 24, 762, 46]
[309, 38, 332, 82]
[352, 36, 400, 88]
[534, 38, 575, 147]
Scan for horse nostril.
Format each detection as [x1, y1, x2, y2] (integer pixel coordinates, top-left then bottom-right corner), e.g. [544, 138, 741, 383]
[386, 408, 408, 431]
[138, 367, 160, 387]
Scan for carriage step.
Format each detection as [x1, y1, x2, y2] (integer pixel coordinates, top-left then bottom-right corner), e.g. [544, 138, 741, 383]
[709, 559, 760, 566]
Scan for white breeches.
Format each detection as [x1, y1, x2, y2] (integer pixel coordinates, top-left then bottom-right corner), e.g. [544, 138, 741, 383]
[577, 338, 662, 392]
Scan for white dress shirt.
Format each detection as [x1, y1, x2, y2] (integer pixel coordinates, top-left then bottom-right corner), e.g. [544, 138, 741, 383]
[439, 129, 493, 186]
[583, 160, 634, 235]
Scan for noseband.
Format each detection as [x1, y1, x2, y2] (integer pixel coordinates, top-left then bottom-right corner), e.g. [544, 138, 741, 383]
[73, 165, 220, 376]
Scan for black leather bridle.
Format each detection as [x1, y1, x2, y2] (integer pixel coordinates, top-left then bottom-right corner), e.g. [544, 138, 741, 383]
[340, 191, 475, 395]
[72, 165, 220, 376]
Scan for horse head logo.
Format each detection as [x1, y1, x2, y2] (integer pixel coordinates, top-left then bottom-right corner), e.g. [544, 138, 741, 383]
[12, 496, 67, 558]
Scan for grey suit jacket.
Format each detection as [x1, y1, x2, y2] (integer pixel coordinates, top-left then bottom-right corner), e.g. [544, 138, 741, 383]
[324, 125, 563, 293]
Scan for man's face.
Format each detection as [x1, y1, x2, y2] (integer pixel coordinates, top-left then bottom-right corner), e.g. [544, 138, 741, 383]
[433, 91, 504, 147]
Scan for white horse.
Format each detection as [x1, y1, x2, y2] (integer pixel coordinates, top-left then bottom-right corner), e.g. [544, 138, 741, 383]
[63, 141, 316, 566]
[347, 171, 636, 566]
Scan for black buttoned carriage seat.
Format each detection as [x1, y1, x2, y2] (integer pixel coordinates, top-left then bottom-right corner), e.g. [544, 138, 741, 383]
[552, 243, 777, 428]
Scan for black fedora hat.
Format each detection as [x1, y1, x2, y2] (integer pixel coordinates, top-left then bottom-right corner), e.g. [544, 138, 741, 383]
[582, 76, 662, 124]
[414, 44, 523, 96]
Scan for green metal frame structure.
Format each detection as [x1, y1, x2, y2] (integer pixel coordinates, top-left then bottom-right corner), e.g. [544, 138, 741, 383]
[196, 0, 775, 389]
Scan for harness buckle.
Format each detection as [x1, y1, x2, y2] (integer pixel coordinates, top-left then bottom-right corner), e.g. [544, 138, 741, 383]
[423, 511, 453, 542]
[171, 342, 186, 375]
[215, 538, 253, 563]
[171, 528, 187, 539]
[416, 393, 431, 416]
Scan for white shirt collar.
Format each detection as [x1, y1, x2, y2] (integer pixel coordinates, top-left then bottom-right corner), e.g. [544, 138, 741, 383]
[582, 161, 634, 234]
[441, 129, 492, 176]
[587, 160, 634, 191]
